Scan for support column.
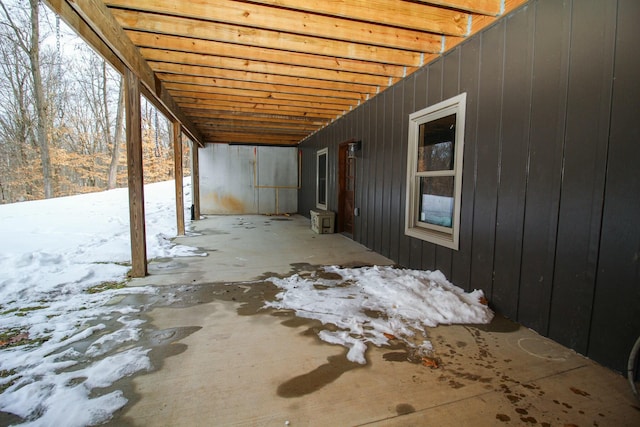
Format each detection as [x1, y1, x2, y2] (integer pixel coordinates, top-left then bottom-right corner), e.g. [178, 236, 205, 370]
[172, 120, 185, 235]
[191, 140, 201, 220]
[125, 69, 147, 277]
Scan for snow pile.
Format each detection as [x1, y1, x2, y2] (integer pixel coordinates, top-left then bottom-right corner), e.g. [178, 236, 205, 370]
[0, 180, 203, 426]
[0, 180, 203, 305]
[266, 265, 493, 364]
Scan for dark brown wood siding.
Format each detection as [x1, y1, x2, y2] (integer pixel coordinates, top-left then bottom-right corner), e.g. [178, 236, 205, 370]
[297, 0, 640, 373]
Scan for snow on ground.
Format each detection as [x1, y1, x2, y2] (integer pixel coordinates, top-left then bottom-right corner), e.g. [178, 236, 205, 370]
[0, 180, 204, 426]
[0, 179, 493, 426]
[266, 265, 493, 364]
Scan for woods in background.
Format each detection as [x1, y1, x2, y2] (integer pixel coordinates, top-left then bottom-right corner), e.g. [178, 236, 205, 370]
[0, 0, 190, 204]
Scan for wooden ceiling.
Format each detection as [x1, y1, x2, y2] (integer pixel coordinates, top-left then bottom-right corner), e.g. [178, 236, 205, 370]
[62, 0, 527, 146]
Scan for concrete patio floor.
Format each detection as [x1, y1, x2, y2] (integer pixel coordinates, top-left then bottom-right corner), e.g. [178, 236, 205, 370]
[117, 214, 640, 426]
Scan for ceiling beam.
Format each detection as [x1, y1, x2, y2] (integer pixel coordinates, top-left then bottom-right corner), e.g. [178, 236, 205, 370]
[187, 108, 328, 122]
[202, 132, 302, 145]
[105, 0, 454, 49]
[193, 119, 319, 131]
[157, 74, 368, 102]
[172, 91, 352, 112]
[174, 98, 345, 117]
[182, 107, 333, 123]
[52, 0, 204, 145]
[141, 50, 394, 87]
[177, 101, 342, 119]
[111, 8, 442, 58]
[151, 63, 378, 96]
[164, 84, 357, 107]
[197, 122, 310, 135]
[126, 31, 414, 77]
[410, 0, 502, 16]
[246, 0, 470, 35]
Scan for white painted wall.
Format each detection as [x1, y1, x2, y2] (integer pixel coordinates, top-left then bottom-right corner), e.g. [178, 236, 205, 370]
[199, 144, 298, 214]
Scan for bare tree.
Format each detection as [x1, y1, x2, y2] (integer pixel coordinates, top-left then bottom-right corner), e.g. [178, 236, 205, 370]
[107, 74, 124, 189]
[0, 0, 53, 198]
[0, 2, 177, 202]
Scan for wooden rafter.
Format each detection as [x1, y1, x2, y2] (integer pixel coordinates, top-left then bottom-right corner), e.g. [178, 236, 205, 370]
[125, 31, 415, 78]
[54, 0, 527, 146]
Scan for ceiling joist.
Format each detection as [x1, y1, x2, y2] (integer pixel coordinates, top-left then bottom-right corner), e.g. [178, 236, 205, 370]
[50, 0, 526, 146]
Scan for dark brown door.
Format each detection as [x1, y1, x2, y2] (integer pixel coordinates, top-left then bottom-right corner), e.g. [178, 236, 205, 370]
[338, 142, 355, 236]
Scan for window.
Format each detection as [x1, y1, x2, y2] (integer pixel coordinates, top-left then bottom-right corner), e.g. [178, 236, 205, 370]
[316, 148, 328, 210]
[405, 93, 466, 250]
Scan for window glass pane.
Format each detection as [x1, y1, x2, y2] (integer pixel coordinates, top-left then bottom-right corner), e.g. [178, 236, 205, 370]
[419, 176, 454, 228]
[417, 114, 456, 172]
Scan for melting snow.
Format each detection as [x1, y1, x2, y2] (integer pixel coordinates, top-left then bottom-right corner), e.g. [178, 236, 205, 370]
[0, 179, 493, 425]
[266, 265, 493, 364]
[0, 180, 203, 426]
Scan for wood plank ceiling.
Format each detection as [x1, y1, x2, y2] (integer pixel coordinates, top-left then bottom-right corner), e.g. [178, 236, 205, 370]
[102, 0, 527, 146]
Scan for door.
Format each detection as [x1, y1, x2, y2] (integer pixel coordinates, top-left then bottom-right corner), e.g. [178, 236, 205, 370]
[338, 142, 356, 236]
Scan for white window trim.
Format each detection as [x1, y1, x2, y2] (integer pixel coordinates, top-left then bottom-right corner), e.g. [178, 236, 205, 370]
[316, 148, 328, 210]
[405, 93, 466, 250]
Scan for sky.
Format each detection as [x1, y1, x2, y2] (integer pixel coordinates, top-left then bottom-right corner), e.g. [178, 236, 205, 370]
[0, 180, 493, 426]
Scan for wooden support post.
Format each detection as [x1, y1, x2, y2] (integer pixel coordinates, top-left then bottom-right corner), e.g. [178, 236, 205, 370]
[191, 140, 201, 220]
[125, 69, 147, 277]
[173, 120, 185, 235]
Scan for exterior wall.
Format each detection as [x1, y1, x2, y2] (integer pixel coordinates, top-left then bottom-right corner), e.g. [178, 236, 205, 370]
[200, 144, 298, 215]
[298, 0, 640, 373]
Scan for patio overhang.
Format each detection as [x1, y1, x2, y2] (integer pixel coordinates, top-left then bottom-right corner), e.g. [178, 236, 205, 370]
[46, 0, 527, 147]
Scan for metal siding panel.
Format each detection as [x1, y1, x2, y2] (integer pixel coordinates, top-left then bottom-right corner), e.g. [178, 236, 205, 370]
[305, 141, 315, 216]
[549, 0, 615, 354]
[492, 7, 534, 319]
[257, 188, 274, 214]
[331, 120, 342, 211]
[442, 49, 461, 100]
[381, 89, 394, 258]
[354, 106, 364, 243]
[257, 146, 297, 187]
[518, 0, 570, 333]
[326, 124, 334, 212]
[366, 99, 378, 248]
[588, 0, 640, 373]
[199, 144, 257, 214]
[326, 124, 336, 211]
[409, 72, 425, 269]
[256, 145, 298, 215]
[361, 102, 372, 248]
[389, 85, 403, 262]
[298, 141, 315, 217]
[374, 94, 386, 254]
[470, 21, 505, 298]
[399, 76, 416, 268]
[452, 37, 481, 292]
[278, 188, 297, 214]
[292, 0, 634, 375]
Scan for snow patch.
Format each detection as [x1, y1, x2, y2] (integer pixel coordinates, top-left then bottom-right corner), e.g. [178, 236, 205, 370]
[0, 180, 202, 425]
[266, 265, 493, 364]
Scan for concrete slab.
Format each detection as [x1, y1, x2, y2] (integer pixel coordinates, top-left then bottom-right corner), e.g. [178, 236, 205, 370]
[115, 215, 640, 426]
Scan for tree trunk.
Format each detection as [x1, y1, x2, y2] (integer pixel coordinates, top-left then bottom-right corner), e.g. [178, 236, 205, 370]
[108, 75, 124, 189]
[29, 0, 53, 198]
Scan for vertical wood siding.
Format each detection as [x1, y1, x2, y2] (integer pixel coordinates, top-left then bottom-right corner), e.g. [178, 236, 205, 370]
[297, 0, 640, 373]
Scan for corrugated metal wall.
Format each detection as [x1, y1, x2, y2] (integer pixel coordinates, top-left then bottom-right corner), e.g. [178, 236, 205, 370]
[298, 0, 640, 373]
[200, 144, 298, 214]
